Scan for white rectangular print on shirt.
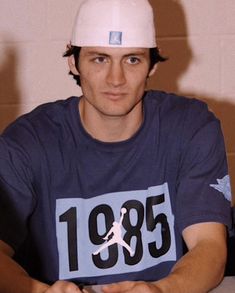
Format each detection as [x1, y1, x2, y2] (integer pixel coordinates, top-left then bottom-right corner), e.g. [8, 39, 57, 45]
[55, 183, 176, 279]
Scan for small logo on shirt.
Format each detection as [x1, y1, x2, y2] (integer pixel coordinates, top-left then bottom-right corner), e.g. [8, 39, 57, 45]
[210, 175, 231, 201]
[93, 207, 134, 256]
[109, 31, 122, 45]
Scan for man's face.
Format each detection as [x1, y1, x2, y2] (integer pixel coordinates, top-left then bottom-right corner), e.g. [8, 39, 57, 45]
[75, 47, 155, 118]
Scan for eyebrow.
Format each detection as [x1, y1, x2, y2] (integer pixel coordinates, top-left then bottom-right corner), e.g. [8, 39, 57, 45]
[85, 50, 148, 58]
[86, 52, 109, 57]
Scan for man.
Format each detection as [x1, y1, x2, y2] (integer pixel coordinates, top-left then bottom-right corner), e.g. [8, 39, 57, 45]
[0, 0, 232, 292]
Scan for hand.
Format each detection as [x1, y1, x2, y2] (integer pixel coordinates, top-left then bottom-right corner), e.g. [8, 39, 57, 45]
[102, 281, 163, 293]
[44, 280, 83, 293]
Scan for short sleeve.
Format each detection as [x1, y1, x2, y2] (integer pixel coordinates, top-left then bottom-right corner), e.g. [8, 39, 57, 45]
[0, 122, 37, 251]
[175, 100, 232, 233]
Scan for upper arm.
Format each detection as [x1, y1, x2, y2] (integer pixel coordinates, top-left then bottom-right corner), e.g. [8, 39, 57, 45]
[182, 222, 227, 252]
[181, 222, 228, 282]
[176, 102, 232, 233]
[0, 240, 15, 258]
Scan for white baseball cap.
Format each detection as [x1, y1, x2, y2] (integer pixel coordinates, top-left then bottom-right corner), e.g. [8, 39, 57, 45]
[71, 0, 157, 48]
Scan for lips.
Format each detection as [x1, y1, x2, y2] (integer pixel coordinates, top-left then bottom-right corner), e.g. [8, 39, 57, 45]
[103, 92, 127, 100]
[104, 92, 126, 96]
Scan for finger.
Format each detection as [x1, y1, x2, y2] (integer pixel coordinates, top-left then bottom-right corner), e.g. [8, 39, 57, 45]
[45, 280, 81, 292]
[102, 281, 134, 293]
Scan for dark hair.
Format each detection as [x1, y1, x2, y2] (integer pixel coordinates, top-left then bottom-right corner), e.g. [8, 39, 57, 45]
[63, 46, 167, 86]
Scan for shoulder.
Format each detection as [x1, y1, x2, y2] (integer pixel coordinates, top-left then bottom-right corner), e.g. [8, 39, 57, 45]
[22, 96, 78, 125]
[145, 90, 208, 111]
[0, 97, 79, 160]
[144, 90, 223, 153]
[145, 90, 218, 127]
[2, 97, 78, 138]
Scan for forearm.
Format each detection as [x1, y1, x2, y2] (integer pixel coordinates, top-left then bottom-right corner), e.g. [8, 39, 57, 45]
[0, 249, 49, 293]
[0, 241, 83, 293]
[153, 239, 226, 293]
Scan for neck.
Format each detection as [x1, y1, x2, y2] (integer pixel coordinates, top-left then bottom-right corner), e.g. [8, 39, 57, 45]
[78, 98, 143, 142]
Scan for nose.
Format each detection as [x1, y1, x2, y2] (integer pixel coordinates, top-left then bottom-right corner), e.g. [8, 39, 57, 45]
[106, 62, 126, 87]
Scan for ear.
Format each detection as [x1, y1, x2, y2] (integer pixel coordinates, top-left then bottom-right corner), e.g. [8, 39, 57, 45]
[68, 55, 79, 75]
[148, 63, 158, 77]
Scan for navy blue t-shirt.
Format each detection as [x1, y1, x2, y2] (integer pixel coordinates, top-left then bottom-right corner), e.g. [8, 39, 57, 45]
[0, 90, 232, 285]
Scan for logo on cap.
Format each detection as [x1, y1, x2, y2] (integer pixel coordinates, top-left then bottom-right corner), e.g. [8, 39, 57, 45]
[109, 31, 122, 45]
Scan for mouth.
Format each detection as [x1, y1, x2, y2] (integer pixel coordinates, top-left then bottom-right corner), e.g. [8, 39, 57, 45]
[103, 92, 127, 100]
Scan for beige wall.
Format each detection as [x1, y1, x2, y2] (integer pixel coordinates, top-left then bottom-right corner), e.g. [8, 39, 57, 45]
[0, 0, 234, 202]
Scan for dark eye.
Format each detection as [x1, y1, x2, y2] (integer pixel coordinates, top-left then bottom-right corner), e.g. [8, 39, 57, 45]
[94, 56, 108, 64]
[127, 57, 140, 64]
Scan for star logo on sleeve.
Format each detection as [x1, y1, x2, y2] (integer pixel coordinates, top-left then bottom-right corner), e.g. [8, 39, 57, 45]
[210, 175, 232, 202]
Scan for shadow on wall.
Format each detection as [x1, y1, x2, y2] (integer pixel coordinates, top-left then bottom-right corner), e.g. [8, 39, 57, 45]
[0, 44, 21, 133]
[148, 0, 235, 205]
[148, 0, 193, 93]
